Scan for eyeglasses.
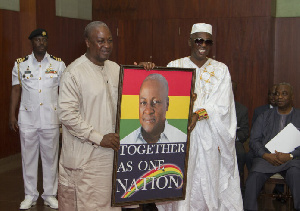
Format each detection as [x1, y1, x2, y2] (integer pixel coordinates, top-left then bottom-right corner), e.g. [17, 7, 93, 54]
[193, 38, 213, 46]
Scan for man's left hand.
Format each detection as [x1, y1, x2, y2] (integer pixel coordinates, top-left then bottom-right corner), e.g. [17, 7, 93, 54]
[275, 151, 293, 163]
[134, 62, 155, 70]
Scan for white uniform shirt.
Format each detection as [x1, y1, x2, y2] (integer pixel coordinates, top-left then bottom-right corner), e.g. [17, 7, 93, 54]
[12, 52, 66, 129]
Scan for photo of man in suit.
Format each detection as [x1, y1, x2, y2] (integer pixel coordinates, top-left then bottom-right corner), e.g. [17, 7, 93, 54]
[121, 73, 187, 144]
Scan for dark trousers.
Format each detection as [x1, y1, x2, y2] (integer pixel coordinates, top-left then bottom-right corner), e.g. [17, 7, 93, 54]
[244, 167, 300, 210]
[235, 141, 246, 178]
[245, 150, 254, 171]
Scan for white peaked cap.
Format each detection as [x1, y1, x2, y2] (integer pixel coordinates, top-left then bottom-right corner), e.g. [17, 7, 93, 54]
[191, 23, 212, 35]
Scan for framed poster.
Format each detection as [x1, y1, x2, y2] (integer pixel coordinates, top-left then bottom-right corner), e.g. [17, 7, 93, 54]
[112, 65, 196, 206]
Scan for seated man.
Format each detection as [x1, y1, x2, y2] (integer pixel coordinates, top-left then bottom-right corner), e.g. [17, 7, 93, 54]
[244, 82, 300, 211]
[121, 73, 186, 144]
[246, 84, 277, 174]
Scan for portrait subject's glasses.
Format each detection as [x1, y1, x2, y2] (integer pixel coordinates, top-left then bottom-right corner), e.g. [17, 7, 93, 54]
[193, 38, 213, 46]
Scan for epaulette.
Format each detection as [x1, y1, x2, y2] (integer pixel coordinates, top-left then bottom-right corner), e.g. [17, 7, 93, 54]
[16, 56, 28, 64]
[50, 55, 62, 62]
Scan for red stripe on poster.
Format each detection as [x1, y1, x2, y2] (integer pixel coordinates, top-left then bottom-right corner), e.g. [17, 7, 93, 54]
[122, 69, 193, 96]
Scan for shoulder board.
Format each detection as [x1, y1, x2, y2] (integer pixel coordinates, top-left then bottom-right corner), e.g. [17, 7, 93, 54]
[50, 55, 62, 62]
[16, 56, 29, 64]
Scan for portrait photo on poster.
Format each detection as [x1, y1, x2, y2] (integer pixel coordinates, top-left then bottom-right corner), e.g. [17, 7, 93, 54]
[111, 65, 196, 206]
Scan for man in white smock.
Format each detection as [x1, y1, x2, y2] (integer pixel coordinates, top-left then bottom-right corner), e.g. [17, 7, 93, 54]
[58, 21, 155, 211]
[157, 23, 243, 211]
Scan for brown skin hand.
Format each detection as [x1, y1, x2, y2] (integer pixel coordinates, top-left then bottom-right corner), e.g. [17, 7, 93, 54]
[100, 133, 120, 151]
[188, 113, 198, 132]
[9, 85, 21, 132]
[187, 93, 198, 132]
[275, 151, 293, 163]
[133, 62, 155, 70]
[262, 153, 284, 166]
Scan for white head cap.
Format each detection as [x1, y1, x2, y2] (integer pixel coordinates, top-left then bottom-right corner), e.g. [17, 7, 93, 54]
[191, 23, 212, 35]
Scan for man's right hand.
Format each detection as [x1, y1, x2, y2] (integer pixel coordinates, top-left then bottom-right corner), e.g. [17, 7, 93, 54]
[188, 113, 198, 132]
[9, 117, 19, 132]
[192, 93, 197, 102]
[262, 153, 283, 166]
[100, 133, 120, 151]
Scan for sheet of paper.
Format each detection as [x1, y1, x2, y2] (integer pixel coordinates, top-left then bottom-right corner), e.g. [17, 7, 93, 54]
[265, 123, 300, 153]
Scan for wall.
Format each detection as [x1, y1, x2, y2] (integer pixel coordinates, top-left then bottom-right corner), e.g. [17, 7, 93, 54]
[273, 17, 300, 106]
[272, 0, 300, 17]
[93, 0, 274, 124]
[0, 0, 88, 158]
[0, 0, 37, 158]
[272, 0, 300, 106]
[1, 0, 299, 158]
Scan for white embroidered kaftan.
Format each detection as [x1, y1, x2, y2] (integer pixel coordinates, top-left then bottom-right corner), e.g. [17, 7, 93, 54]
[157, 57, 243, 211]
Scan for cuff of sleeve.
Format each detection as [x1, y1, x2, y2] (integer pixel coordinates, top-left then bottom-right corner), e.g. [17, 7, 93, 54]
[195, 108, 209, 121]
[291, 151, 299, 158]
[258, 150, 266, 158]
[88, 130, 103, 147]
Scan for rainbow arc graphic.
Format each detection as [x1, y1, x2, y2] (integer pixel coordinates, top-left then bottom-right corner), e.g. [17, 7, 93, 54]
[122, 164, 184, 198]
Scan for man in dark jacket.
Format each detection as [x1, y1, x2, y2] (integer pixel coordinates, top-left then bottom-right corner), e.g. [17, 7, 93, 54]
[244, 82, 300, 211]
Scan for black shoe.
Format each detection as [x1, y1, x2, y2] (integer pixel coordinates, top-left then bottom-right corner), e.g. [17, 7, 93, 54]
[139, 203, 158, 211]
[272, 187, 286, 204]
[276, 197, 287, 204]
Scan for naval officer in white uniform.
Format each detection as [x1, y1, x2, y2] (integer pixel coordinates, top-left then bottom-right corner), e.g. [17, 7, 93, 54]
[9, 28, 66, 210]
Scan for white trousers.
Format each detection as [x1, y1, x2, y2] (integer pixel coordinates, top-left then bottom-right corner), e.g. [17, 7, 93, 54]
[19, 126, 59, 200]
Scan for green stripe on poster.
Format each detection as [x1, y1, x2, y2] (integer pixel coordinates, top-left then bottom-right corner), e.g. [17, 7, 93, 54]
[168, 119, 188, 134]
[119, 119, 188, 139]
[119, 119, 140, 139]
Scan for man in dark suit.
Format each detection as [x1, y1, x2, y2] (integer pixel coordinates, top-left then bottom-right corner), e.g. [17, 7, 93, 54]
[247, 84, 286, 198]
[246, 84, 278, 171]
[232, 81, 249, 182]
[244, 83, 300, 211]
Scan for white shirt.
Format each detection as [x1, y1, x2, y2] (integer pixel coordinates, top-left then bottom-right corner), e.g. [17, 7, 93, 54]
[12, 52, 66, 129]
[58, 55, 120, 169]
[121, 121, 187, 144]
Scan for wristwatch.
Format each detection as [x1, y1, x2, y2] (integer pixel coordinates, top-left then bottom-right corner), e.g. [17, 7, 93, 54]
[290, 154, 294, 159]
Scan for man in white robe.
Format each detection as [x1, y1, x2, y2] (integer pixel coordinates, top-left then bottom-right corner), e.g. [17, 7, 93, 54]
[157, 23, 243, 211]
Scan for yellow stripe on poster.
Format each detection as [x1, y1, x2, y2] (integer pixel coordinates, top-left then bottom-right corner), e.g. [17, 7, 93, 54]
[121, 95, 190, 119]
